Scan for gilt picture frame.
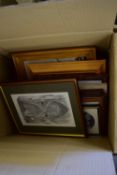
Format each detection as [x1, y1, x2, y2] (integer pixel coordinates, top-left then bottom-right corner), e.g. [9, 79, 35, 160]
[27, 60, 106, 80]
[11, 47, 96, 80]
[0, 79, 85, 137]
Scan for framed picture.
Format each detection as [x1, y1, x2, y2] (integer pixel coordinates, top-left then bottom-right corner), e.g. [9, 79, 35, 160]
[78, 80, 107, 93]
[0, 79, 85, 137]
[83, 105, 100, 135]
[80, 89, 107, 135]
[11, 47, 96, 80]
[27, 60, 106, 80]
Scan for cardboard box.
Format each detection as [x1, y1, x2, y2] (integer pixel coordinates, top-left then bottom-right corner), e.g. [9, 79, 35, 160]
[0, 0, 117, 152]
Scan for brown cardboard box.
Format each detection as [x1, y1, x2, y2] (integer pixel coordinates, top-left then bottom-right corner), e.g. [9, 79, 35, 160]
[0, 0, 117, 152]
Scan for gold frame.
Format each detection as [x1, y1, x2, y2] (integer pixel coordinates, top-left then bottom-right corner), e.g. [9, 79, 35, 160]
[11, 47, 96, 80]
[27, 60, 106, 80]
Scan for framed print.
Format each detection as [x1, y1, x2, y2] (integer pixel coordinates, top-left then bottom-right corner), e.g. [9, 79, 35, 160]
[11, 47, 96, 80]
[78, 80, 107, 93]
[83, 105, 100, 135]
[80, 89, 107, 135]
[27, 60, 106, 80]
[0, 79, 85, 137]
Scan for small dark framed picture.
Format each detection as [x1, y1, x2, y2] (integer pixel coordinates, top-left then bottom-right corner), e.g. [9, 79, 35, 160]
[0, 79, 85, 137]
[80, 89, 107, 135]
[83, 105, 100, 135]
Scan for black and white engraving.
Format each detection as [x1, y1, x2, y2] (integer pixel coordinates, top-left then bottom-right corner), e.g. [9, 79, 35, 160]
[11, 92, 75, 127]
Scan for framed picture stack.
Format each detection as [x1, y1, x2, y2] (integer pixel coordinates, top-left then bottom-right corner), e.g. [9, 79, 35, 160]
[0, 46, 108, 136]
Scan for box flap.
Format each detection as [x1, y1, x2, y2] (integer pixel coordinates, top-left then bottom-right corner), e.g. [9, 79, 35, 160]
[0, 0, 117, 51]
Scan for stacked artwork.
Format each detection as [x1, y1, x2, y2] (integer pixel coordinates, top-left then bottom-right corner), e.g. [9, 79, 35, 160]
[0, 47, 108, 137]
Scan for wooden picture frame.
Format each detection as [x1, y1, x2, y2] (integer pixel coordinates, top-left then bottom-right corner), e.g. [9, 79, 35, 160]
[78, 80, 107, 93]
[11, 47, 96, 80]
[83, 105, 100, 135]
[0, 79, 86, 137]
[80, 89, 107, 135]
[27, 60, 106, 80]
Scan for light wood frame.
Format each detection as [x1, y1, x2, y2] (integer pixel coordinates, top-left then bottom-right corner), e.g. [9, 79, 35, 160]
[11, 47, 96, 80]
[27, 60, 106, 80]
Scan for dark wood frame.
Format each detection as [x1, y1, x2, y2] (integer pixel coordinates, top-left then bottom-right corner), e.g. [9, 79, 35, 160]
[0, 79, 86, 137]
[80, 89, 107, 135]
[83, 104, 101, 135]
